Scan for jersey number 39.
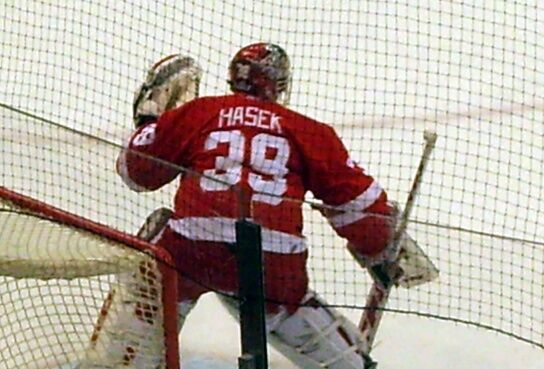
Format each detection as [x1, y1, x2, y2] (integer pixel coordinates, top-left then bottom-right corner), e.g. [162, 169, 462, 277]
[200, 130, 289, 206]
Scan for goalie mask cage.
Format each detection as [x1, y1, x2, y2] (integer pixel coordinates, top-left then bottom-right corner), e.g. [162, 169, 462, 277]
[1, 1, 543, 368]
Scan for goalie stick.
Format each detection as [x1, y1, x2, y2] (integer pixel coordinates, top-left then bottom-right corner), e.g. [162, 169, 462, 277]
[356, 130, 438, 353]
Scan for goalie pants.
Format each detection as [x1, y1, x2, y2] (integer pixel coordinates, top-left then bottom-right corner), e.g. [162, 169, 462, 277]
[156, 226, 309, 314]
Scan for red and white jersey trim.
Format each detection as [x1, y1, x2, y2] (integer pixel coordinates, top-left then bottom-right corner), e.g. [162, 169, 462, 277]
[326, 181, 383, 227]
[167, 217, 307, 254]
[117, 145, 150, 193]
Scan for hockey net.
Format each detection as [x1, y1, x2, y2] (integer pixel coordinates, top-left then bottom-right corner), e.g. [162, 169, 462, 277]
[0, 187, 179, 369]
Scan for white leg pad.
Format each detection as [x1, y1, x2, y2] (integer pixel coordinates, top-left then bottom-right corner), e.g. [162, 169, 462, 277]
[219, 291, 373, 369]
[78, 209, 177, 369]
[268, 291, 370, 369]
[79, 267, 166, 369]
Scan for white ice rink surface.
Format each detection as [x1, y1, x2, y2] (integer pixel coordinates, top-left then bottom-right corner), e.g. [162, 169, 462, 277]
[1, 1, 543, 369]
[178, 294, 544, 369]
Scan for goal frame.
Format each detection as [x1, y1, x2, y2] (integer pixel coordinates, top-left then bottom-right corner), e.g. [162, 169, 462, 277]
[0, 186, 180, 369]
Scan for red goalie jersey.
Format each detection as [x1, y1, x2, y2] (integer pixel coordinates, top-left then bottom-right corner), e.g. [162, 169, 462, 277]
[117, 93, 394, 257]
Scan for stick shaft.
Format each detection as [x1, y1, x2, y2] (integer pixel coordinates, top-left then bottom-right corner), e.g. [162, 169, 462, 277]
[358, 130, 437, 352]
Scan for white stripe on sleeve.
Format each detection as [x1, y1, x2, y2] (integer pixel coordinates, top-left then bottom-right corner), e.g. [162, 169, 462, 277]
[326, 181, 383, 227]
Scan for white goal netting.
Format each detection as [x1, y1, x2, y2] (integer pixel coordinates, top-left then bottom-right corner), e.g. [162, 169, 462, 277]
[0, 190, 178, 369]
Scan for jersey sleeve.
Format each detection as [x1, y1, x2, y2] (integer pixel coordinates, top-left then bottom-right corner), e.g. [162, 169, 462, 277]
[116, 105, 194, 191]
[301, 124, 395, 256]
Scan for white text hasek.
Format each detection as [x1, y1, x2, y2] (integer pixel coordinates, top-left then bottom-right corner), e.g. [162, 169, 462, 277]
[218, 106, 283, 134]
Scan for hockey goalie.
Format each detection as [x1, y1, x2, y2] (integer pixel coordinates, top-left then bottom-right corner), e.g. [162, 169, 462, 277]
[115, 44, 437, 369]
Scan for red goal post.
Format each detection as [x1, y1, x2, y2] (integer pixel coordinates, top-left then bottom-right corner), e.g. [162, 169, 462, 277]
[0, 186, 180, 369]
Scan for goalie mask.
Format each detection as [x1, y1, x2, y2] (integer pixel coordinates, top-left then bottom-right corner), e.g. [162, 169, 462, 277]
[228, 43, 291, 105]
[133, 54, 202, 126]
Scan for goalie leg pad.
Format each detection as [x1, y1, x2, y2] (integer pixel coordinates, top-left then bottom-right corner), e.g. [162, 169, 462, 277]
[269, 291, 374, 369]
[80, 264, 166, 369]
[79, 209, 177, 369]
[138, 208, 200, 331]
[219, 291, 376, 369]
